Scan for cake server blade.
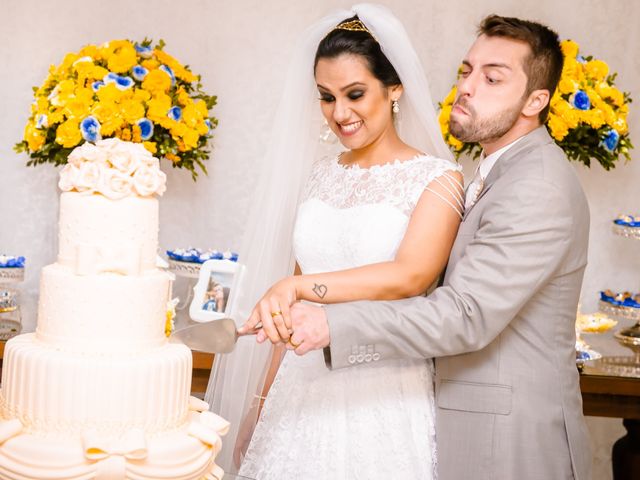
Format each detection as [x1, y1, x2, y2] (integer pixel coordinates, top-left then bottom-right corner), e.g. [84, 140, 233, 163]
[170, 318, 260, 354]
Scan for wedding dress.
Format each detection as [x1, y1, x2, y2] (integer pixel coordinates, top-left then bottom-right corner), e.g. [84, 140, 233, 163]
[238, 154, 461, 480]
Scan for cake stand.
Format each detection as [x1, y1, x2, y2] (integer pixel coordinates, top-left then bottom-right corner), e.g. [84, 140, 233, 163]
[0, 267, 24, 340]
[601, 222, 640, 365]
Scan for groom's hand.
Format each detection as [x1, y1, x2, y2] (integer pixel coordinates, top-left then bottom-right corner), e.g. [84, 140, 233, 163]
[286, 302, 331, 355]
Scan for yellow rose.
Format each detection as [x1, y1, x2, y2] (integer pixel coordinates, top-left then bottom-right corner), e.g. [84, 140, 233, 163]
[92, 101, 122, 135]
[58, 52, 80, 75]
[24, 122, 46, 151]
[439, 105, 452, 128]
[79, 44, 101, 60]
[443, 86, 457, 106]
[64, 96, 92, 120]
[580, 110, 605, 129]
[133, 88, 151, 102]
[195, 99, 209, 117]
[147, 95, 172, 124]
[448, 135, 463, 151]
[552, 99, 571, 116]
[613, 117, 628, 135]
[547, 115, 569, 141]
[182, 103, 201, 128]
[143, 141, 157, 154]
[48, 108, 66, 125]
[97, 83, 127, 103]
[558, 77, 578, 95]
[141, 59, 160, 71]
[120, 99, 146, 123]
[154, 49, 197, 82]
[177, 87, 191, 106]
[561, 109, 580, 129]
[182, 128, 200, 150]
[196, 121, 209, 135]
[584, 60, 609, 81]
[55, 119, 82, 148]
[142, 69, 172, 94]
[560, 40, 579, 59]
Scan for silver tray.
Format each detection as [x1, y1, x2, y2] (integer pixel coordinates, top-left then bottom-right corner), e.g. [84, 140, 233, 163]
[599, 300, 640, 321]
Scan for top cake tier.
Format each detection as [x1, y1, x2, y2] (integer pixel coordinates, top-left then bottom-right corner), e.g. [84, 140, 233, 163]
[58, 192, 159, 274]
[56, 139, 167, 275]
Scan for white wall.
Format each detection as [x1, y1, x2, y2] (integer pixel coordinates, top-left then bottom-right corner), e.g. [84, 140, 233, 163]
[1, 1, 638, 477]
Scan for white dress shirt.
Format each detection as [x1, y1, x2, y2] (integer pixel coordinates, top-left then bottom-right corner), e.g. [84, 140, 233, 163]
[464, 137, 523, 209]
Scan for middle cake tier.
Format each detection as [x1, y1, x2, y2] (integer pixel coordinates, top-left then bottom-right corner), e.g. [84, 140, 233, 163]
[36, 263, 171, 353]
[1, 334, 192, 438]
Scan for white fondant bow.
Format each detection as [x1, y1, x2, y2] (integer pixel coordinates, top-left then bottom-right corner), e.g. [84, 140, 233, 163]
[84, 428, 147, 480]
[75, 243, 142, 276]
[188, 396, 230, 479]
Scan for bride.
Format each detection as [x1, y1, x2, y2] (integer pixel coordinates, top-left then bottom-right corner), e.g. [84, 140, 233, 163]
[207, 4, 463, 478]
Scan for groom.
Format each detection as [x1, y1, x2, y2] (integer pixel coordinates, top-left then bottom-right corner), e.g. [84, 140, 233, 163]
[258, 14, 592, 480]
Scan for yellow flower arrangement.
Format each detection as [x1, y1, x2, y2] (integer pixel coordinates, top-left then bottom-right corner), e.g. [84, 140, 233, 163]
[15, 39, 217, 179]
[438, 40, 633, 170]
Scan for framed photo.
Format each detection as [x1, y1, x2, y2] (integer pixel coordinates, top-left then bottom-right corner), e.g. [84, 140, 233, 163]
[189, 259, 245, 322]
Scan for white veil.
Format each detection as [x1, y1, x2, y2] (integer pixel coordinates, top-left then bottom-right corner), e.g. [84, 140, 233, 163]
[205, 3, 452, 472]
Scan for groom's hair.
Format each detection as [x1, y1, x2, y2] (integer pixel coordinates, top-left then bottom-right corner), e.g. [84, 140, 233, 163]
[479, 15, 563, 123]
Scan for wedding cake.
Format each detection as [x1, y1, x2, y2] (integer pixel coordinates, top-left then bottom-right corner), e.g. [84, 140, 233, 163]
[0, 139, 228, 479]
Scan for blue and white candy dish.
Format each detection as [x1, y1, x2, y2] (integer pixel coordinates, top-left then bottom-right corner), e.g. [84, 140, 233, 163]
[613, 215, 640, 239]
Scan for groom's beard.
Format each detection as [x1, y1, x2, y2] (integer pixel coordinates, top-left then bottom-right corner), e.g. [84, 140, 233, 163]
[449, 97, 524, 144]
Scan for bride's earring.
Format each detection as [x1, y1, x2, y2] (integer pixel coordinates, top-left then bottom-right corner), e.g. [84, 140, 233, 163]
[392, 99, 400, 114]
[320, 118, 337, 144]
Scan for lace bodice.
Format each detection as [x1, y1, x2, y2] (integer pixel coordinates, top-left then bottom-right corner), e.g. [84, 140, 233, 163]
[294, 155, 462, 274]
[302, 154, 461, 215]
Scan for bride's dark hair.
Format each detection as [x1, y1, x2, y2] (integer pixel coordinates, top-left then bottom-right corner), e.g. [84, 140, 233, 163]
[314, 15, 401, 87]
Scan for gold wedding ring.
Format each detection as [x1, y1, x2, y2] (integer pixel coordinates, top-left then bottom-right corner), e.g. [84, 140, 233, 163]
[270, 310, 283, 318]
[288, 337, 302, 349]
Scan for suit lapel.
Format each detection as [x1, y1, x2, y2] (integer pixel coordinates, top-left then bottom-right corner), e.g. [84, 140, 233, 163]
[462, 127, 554, 221]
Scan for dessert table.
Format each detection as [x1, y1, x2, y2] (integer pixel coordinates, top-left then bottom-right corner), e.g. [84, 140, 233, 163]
[578, 320, 640, 480]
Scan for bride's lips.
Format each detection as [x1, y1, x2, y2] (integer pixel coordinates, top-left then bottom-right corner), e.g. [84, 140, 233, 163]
[338, 120, 363, 136]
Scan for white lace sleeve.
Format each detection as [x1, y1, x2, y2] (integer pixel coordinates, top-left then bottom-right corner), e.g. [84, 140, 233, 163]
[406, 157, 464, 219]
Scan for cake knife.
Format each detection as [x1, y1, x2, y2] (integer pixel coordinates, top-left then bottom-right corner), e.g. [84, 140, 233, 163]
[170, 318, 261, 354]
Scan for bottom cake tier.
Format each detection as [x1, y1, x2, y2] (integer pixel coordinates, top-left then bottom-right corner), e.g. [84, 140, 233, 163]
[0, 403, 228, 480]
[0, 333, 228, 479]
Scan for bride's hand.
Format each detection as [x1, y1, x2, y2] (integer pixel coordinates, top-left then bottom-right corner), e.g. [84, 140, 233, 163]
[241, 277, 299, 343]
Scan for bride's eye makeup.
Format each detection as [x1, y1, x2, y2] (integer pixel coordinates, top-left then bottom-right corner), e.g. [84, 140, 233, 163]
[347, 90, 364, 100]
[318, 92, 335, 102]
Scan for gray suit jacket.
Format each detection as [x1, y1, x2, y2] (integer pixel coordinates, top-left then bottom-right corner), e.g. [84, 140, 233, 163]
[325, 127, 592, 480]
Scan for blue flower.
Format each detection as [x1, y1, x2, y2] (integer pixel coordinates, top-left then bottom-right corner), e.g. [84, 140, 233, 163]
[134, 44, 153, 58]
[168, 106, 182, 121]
[36, 114, 48, 129]
[103, 72, 134, 90]
[159, 64, 175, 86]
[570, 90, 591, 110]
[104, 72, 120, 84]
[204, 119, 212, 130]
[0, 255, 25, 268]
[601, 129, 620, 153]
[80, 116, 101, 142]
[114, 75, 134, 90]
[92, 80, 105, 92]
[136, 118, 154, 140]
[132, 65, 148, 82]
